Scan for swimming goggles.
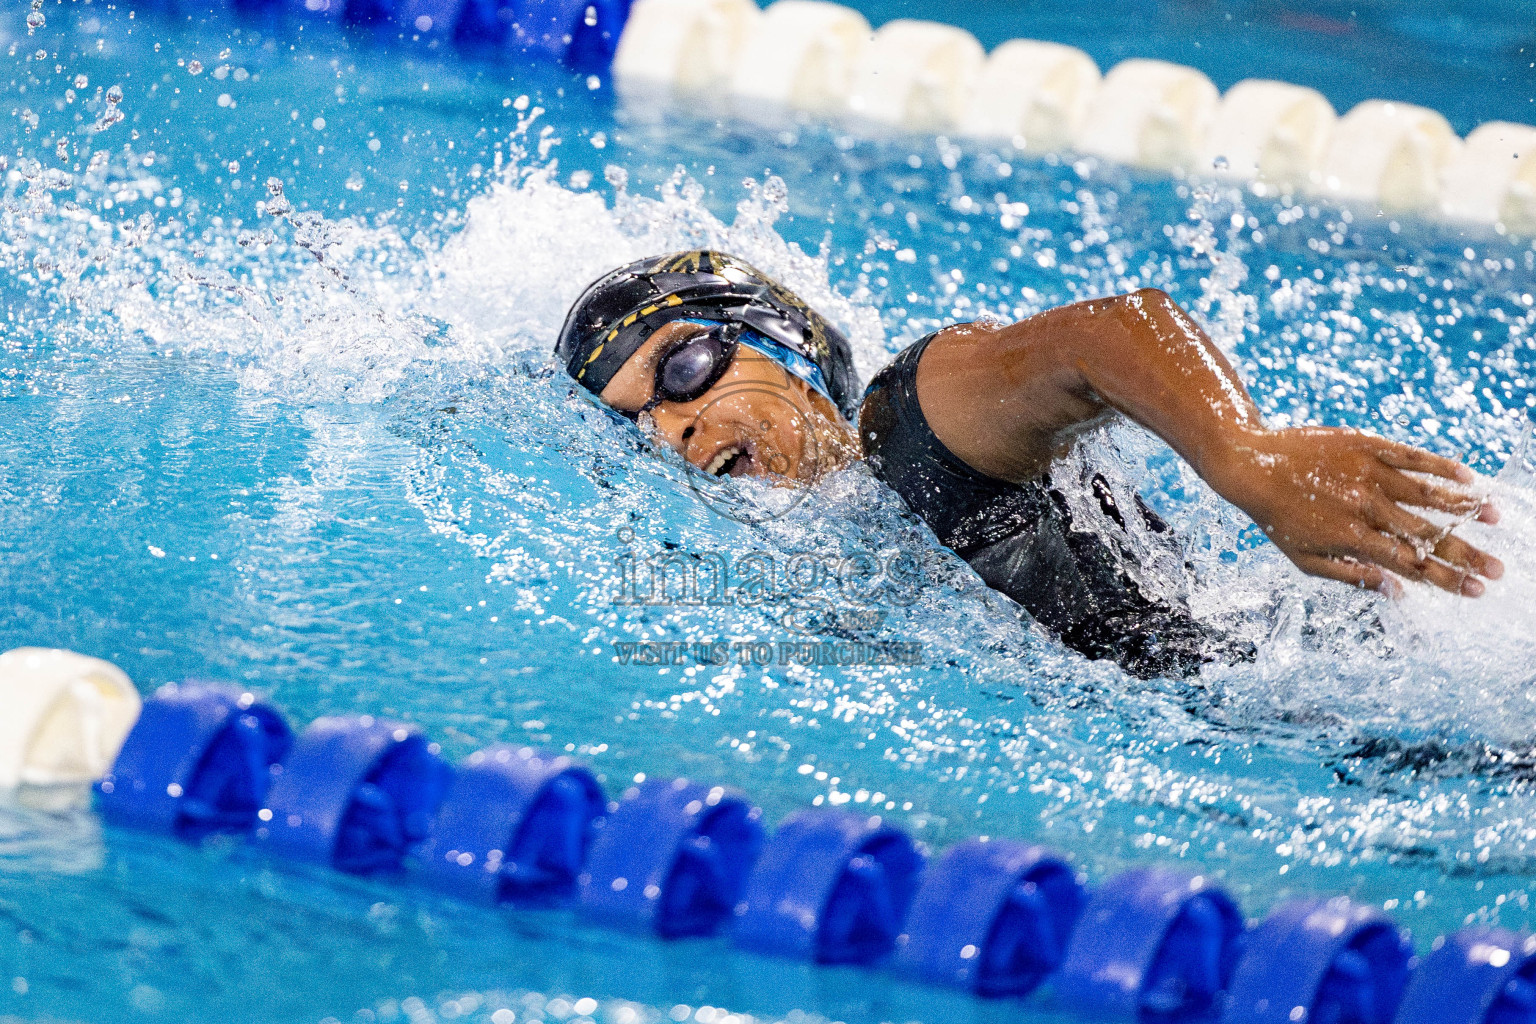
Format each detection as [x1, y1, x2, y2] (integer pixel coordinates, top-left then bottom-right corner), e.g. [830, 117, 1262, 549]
[617, 319, 742, 422]
[616, 317, 838, 423]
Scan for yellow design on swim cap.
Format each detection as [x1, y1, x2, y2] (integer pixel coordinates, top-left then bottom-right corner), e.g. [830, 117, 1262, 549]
[577, 343, 606, 378]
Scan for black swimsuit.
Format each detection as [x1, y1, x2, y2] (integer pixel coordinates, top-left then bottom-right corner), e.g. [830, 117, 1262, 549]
[859, 334, 1253, 679]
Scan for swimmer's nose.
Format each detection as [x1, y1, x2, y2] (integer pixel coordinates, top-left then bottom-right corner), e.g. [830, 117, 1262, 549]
[644, 405, 700, 458]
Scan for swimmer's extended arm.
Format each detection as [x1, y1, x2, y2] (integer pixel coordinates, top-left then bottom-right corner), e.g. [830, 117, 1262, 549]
[915, 288, 1503, 597]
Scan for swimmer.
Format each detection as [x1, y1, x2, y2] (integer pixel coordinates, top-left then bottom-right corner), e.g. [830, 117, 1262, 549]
[557, 251, 1503, 679]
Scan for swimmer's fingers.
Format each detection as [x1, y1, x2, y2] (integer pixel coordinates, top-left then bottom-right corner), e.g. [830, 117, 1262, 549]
[1432, 532, 1505, 584]
[1348, 529, 1486, 597]
[1376, 465, 1491, 519]
[1364, 499, 1449, 547]
[1373, 441, 1474, 484]
[1291, 552, 1398, 597]
[1364, 491, 1505, 584]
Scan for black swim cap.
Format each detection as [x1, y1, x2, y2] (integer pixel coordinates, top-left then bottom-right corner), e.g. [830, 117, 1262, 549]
[555, 250, 860, 419]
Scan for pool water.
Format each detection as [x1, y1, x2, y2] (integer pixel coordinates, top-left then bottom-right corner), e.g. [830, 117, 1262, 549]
[4, 4, 1536, 1022]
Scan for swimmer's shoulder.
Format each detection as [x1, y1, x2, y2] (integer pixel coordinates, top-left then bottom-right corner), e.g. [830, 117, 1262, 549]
[857, 331, 1027, 545]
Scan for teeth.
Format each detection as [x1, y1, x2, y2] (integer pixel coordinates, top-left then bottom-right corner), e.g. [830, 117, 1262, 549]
[706, 446, 740, 476]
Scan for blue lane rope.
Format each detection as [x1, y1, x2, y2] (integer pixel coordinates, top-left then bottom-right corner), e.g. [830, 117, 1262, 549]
[93, 683, 1536, 1023]
[151, 0, 636, 70]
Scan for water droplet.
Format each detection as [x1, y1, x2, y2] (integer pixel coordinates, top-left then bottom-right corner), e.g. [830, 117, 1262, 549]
[73, 74, 87, 88]
[263, 177, 292, 216]
[236, 228, 276, 248]
[227, 160, 240, 174]
[1211, 154, 1229, 171]
[26, 11, 45, 30]
[105, 84, 123, 104]
[187, 60, 202, 75]
[218, 48, 230, 60]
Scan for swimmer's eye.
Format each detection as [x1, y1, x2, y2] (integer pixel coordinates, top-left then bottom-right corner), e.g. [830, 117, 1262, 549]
[621, 321, 741, 421]
[658, 329, 730, 398]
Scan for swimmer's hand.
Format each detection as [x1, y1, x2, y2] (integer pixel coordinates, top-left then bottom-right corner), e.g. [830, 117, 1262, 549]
[1208, 426, 1503, 597]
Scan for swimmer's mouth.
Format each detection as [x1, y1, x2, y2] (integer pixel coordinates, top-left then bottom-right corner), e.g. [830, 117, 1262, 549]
[705, 445, 752, 477]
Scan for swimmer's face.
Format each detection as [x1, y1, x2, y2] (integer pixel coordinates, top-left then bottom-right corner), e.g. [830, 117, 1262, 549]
[599, 320, 858, 482]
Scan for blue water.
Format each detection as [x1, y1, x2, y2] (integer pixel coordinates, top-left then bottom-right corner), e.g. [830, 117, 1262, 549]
[4, 4, 1536, 1022]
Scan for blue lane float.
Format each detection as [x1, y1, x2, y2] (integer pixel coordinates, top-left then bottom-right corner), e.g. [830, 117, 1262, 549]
[260, 0, 631, 69]
[419, 744, 604, 905]
[894, 836, 1085, 997]
[578, 777, 765, 938]
[509, 0, 632, 69]
[255, 715, 453, 874]
[1220, 897, 1412, 1024]
[1054, 868, 1243, 1023]
[92, 683, 1510, 1023]
[96, 683, 291, 840]
[733, 809, 924, 966]
[1397, 927, 1536, 1024]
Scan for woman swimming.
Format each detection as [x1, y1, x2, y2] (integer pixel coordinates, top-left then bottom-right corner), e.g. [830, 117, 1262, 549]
[556, 250, 1502, 679]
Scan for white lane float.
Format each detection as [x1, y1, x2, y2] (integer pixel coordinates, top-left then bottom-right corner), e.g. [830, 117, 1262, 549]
[728, 1, 873, 118]
[847, 19, 985, 132]
[960, 39, 1101, 152]
[1075, 58, 1219, 173]
[1315, 100, 1461, 213]
[612, 0, 762, 97]
[1199, 78, 1336, 191]
[1440, 120, 1536, 234]
[0, 647, 141, 795]
[605, 2, 1536, 236]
